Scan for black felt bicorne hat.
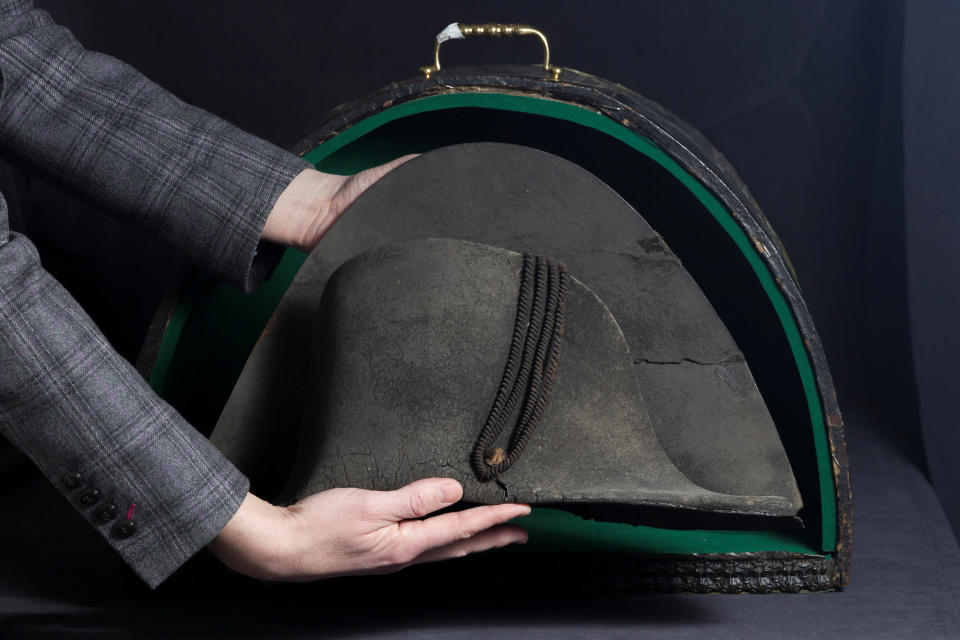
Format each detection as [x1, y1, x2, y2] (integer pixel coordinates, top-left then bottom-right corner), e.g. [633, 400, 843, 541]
[210, 143, 802, 529]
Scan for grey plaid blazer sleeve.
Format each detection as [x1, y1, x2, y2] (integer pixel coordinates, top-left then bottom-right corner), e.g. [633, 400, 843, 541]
[0, 0, 311, 291]
[0, 0, 312, 588]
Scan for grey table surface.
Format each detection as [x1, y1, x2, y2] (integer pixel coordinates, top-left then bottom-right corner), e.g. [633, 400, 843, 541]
[1, 410, 958, 639]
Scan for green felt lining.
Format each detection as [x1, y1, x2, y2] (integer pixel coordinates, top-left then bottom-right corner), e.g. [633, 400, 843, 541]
[150, 92, 834, 558]
[516, 508, 818, 554]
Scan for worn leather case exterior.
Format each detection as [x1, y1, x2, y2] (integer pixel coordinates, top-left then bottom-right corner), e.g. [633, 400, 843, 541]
[141, 64, 849, 592]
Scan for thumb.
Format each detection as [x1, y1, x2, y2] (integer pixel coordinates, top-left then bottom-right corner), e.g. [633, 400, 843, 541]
[372, 478, 463, 522]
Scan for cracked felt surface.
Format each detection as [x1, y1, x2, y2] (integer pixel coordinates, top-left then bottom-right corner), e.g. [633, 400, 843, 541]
[276, 239, 799, 524]
[211, 143, 801, 519]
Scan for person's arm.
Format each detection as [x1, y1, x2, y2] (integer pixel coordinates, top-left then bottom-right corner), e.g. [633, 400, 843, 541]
[0, 1, 527, 588]
[0, 0, 307, 291]
[261, 155, 415, 253]
[0, 217, 250, 589]
[0, 0, 266, 590]
[0, 0, 412, 280]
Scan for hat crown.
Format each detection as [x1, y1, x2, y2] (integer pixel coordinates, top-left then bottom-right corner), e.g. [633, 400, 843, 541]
[279, 238, 798, 526]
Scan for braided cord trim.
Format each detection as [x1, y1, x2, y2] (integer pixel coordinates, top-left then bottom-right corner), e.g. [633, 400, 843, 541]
[471, 254, 569, 482]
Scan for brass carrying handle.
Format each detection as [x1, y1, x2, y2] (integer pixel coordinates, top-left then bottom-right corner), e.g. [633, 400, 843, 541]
[420, 23, 562, 80]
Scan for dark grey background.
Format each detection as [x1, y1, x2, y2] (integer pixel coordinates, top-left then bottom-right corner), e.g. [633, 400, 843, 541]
[2, 0, 958, 636]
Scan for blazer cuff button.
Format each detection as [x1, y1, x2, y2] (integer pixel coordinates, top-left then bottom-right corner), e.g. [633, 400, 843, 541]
[111, 520, 136, 540]
[63, 472, 83, 489]
[79, 489, 101, 506]
[95, 504, 117, 523]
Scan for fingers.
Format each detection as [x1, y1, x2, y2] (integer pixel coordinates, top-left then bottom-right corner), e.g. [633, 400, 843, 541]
[407, 523, 528, 566]
[396, 502, 532, 559]
[372, 477, 465, 521]
[295, 154, 419, 252]
[333, 153, 417, 211]
[213, 481, 531, 581]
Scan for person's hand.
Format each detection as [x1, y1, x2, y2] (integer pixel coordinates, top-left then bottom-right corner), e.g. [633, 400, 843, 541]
[262, 155, 416, 253]
[207, 478, 530, 581]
